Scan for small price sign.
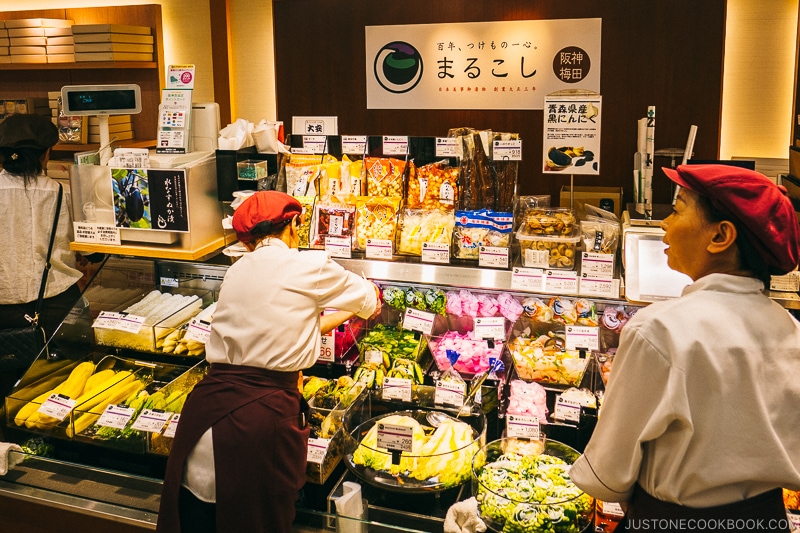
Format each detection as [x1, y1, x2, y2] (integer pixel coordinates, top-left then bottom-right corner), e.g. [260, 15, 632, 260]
[421, 242, 450, 264]
[435, 137, 461, 158]
[565, 325, 599, 351]
[544, 270, 578, 293]
[307, 437, 331, 464]
[116, 313, 146, 334]
[553, 395, 582, 423]
[131, 409, 173, 433]
[365, 238, 393, 260]
[341, 135, 367, 155]
[434, 380, 466, 407]
[382, 376, 412, 402]
[402, 308, 435, 335]
[479, 246, 509, 269]
[163, 413, 180, 438]
[184, 318, 212, 343]
[492, 139, 522, 161]
[473, 317, 505, 341]
[377, 422, 414, 452]
[382, 136, 409, 156]
[92, 310, 121, 329]
[318, 333, 335, 363]
[96, 404, 136, 430]
[38, 394, 76, 422]
[511, 267, 545, 291]
[302, 135, 328, 154]
[325, 236, 352, 258]
[505, 414, 540, 439]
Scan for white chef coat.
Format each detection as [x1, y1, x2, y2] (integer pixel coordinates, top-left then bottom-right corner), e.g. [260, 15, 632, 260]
[0, 170, 81, 304]
[570, 273, 800, 507]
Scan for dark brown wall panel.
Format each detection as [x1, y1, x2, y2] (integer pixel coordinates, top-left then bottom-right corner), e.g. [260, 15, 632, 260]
[273, 0, 725, 206]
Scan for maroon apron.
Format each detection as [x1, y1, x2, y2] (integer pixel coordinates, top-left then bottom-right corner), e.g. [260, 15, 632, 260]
[156, 363, 309, 533]
[621, 484, 789, 533]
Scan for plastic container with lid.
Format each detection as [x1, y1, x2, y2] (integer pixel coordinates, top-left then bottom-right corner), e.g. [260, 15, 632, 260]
[516, 227, 581, 270]
[521, 207, 576, 235]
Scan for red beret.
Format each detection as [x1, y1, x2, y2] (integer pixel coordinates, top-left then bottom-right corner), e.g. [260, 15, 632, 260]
[232, 191, 302, 243]
[663, 164, 800, 274]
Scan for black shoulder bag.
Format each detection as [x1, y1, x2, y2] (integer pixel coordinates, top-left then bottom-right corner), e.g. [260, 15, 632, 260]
[0, 183, 63, 370]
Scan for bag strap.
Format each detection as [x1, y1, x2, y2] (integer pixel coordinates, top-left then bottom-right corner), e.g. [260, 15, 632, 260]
[29, 183, 63, 326]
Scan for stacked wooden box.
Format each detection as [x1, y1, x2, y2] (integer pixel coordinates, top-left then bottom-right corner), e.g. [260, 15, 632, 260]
[72, 23, 153, 62]
[5, 18, 74, 64]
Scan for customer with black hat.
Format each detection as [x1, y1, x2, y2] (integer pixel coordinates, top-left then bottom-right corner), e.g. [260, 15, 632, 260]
[0, 113, 84, 395]
[157, 191, 382, 533]
[570, 164, 800, 531]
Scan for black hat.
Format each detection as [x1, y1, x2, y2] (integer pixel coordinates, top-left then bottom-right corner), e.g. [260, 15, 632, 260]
[0, 113, 59, 151]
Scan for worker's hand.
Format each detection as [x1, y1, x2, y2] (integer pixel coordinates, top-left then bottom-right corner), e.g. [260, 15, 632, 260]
[369, 282, 382, 320]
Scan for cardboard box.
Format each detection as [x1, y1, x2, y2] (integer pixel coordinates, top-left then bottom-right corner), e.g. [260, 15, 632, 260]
[560, 185, 624, 219]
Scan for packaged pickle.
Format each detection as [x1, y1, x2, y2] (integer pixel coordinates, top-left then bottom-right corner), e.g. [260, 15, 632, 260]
[354, 196, 401, 250]
[364, 156, 406, 197]
[407, 160, 458, 210]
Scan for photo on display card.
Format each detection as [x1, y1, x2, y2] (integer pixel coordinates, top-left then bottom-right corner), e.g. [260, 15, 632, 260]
[111, 168, 189, 232]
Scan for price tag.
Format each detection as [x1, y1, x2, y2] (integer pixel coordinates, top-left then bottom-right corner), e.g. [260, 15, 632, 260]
[511, 267, 545, 291]
[307, 437, 331, 464]
[421, 241, 450, 264]
[435, 137, 461, 158]
[92, 310, 121, 329]
[291, 146, 314, 155]
[365, 238, 393, 259]
[382, 376, 412, 402]
[160, 277, 180, 288]
[479, 246, 509, 269]
[544, 270, 578, 293]
[788, 513, 800, 531]
[434, 380, 466, 407]
[376, 422, 414, 452]
[364, 349, 384, 365]
[184, 318, 212, 343]
[116, 313, 146, 334]
[382, 135, 409, 156]
[553, 395, 582, 422]
[341, 135, 367, 155]
[402, 308, 435, 335]
[325, 236, 352, 258]
[565, 325, 599, 351]
[318, 334, 335, 363]
[599, 501, 626, 518]
[130, 409, 173, 433]
[579, 273, 619, 298]
[96, 404, 136, 430]
[163, 413, 180, 438]
[505, 414, 540, 439]
[302, 135, 328, 154]
[473, 317, 505, 341]
[492, 139, 522, 161]
[581, 251, 615, 277]
[38, 394, 76, 421]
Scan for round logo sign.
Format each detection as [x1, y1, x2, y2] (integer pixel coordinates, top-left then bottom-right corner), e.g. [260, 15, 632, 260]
[374, 41, 423, 94]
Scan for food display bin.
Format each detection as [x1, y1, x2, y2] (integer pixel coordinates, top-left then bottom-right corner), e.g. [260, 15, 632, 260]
[516, 227, 581, 270]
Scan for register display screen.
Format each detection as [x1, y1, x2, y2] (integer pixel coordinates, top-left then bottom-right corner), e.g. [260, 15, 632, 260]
[61, 84, 142, 115]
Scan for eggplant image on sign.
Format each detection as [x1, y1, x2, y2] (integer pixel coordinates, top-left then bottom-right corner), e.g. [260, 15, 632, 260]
[111, 168, 189, 232]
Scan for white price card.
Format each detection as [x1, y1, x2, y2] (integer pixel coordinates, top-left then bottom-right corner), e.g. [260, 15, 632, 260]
[599, 501, 626, 518]
[565, 325, 599, 351]
[505, 414, 540, 439]
[302, 135, 328, 154]
[92, 310, 121, 329]
[364, 349, 384, 365]
[291, 146, 314, 155]
[579, 273, 619, 298]
[160, 277, 180, 288]
[377, 422, 414, 452]
[435, 137, 461, 158]
[511, 267, 545, 291]
[581, 251, 615, 277]
[492, 139, 522, 161]
[341, 135, 367, 155]
[38, 394, 76, 422]
[553, 395, 582, 423]
[163, 413, 180, 438]
[402, 308, 436, 335]
[130, 409, 173, 433]
[307, 437, 331, 464]
[544, 270, 578, 293]
[96, 404, 136, 430]
[434, 380, 466, 407]
[421, 241, 450, 264]
[365, 238, 393, 260]
[479, 246, 509, 269]
[473, 317, 505, 340]
[116, 313, 146, 334]
[184, 318, 212, 343]
[325, 236, 352, 258]
[382, 376, 413, 402]
[382, 135, 409, 156]
[318, 333, 335, 363]
[524, 248, 551, 269]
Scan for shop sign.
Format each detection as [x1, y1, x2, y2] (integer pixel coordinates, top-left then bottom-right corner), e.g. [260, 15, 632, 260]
[366, 18, 601, 110]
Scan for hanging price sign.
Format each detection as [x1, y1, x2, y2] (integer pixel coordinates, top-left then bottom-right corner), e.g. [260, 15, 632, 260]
[377, 422, 414, 452]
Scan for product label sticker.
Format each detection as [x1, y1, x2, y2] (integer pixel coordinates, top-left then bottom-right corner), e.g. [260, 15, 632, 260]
[302, 135, 327, 154]
[600, 501, 626, 518]
[163, 413, 180, 438]
[505, 414, 540, 439]
[473, 317, 505, 340]
[479, 246, 509, 269]
[579, 273, 619, 298]
[318, 334, 335, 363]
[365, 238, 393, 260]
[492, 139, 522, 161]
[116, 312, 146, 334]
[421, 241, 450, 264]
[377, 422, 414, 452]
[184, 318, 212, 343]
[96, 404, 136, 430]
[435, 137, 462, 158]
[325, 236, 352, 258]
[130, 409, 173, 433]
[524, 249, 550, 269]
[382, 377, 413, 402]
[38, 394, 76, 421]
[307, 437, 331, 464]
[511, 267, 545, 291]
[580, 251, 615, 277]
[544, 270, 578, 293]
[434, 380, 466, 407]
[402, 308, 435, 335]
[553, 395, 582, 422]
[565, 325, 599, 351]
[341, 135, 367, 155]
[92, 310, 122, 330]
[160, 277, 180, 288]
[382, 135, 409, 156]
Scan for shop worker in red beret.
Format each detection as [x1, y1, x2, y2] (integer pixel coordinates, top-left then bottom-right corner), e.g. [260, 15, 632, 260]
[571, 165, 800, 531]
[157, 191, 381, 533]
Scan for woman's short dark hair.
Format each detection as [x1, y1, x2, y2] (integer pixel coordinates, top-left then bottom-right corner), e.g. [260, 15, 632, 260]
[1, 146, 48, 184]
[247, 217, 294, 242]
